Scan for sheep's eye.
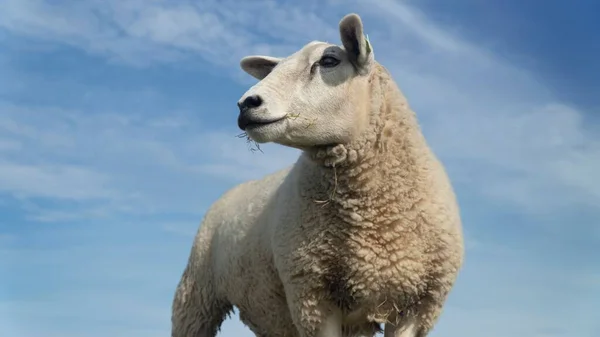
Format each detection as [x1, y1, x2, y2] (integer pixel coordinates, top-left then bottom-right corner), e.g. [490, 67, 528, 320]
[318, 56, 340, 68]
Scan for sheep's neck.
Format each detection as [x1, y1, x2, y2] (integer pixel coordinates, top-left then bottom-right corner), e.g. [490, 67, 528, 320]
[306, 65, 433, 226]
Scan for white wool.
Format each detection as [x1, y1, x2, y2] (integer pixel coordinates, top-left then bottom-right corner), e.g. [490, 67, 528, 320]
[171, 13, 464, 337]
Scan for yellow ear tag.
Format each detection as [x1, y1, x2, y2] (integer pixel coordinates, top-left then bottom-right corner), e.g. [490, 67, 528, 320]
[365, 34, 372, 54]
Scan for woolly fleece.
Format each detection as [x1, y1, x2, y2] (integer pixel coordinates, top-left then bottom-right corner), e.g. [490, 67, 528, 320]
[171, 13, 464, 337]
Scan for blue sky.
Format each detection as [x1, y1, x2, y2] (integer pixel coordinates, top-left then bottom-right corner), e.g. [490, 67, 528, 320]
[0, 0, 599, 336]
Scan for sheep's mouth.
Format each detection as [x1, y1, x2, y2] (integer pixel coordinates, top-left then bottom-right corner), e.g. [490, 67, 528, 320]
[238, 116, 285, 131]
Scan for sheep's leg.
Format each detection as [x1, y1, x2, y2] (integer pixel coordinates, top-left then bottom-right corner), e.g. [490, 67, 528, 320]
[283, 287, 342, 337]
[171, 264, 232, 337]
[316, 310, 343, 337]
[383, 317, 419, 337]
[383, 283, 451, 337]
[294, 309, 343, 337]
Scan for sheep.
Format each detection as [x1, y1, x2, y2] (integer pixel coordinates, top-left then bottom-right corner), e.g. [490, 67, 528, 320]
[171, 12, 464, 337]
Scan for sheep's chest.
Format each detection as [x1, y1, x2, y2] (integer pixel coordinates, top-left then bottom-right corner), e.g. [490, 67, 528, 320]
[312, 222, 431, 317]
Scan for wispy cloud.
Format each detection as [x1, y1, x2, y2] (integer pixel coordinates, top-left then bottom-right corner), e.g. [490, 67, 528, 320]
[3, 0, 598, 216]
[349, 1, 600, 216]
[0, 0, 336, 71]
[1, 1, 598, 337]
[0, 100, 298, 221]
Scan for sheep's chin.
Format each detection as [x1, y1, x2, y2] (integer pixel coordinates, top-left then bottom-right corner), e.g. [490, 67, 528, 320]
[244, 118, 287, 144]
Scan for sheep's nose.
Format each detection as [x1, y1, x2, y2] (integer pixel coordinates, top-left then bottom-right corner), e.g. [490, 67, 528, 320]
[237, 95, 263, 113]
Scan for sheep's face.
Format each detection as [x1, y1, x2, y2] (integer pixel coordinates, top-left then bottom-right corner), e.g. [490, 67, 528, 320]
[236, 13, 375, 149]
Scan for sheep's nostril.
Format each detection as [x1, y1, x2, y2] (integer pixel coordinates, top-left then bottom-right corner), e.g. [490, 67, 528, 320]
[246, 95, 262, 108]
[238, 95, 263, 112]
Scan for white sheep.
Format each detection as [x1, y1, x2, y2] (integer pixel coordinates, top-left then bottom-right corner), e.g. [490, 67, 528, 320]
[171, 13, 464, 337]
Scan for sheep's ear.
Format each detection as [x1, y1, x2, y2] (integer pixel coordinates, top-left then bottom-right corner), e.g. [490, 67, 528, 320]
[240, 55, 282, 80]
[339, 13, 373, 73]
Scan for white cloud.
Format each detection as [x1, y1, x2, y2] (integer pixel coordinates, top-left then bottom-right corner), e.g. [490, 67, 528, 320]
[3, 0, 598, 216]
[0, 100, 298, 220]
[0, 0, 335, 70]
[0, 162, 114, 200]
[0, 295, 168, 337]
[357, 0, 473, 53]
[344, 1, 600, 215]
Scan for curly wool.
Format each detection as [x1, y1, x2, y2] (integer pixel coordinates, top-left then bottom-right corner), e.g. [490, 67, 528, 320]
[171, 61, 464, 337]
[274, 64, 464, 335]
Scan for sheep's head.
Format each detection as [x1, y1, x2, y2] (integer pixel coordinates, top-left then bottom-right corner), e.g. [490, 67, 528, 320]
[236, 13, 375, 149]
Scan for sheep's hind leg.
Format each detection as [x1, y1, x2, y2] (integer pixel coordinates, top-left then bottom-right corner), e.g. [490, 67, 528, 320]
[171, 264, 232, 337]
[290, 300, 343, 337]
[383, 318, 419, 337]
[382, 293, 446, 337]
